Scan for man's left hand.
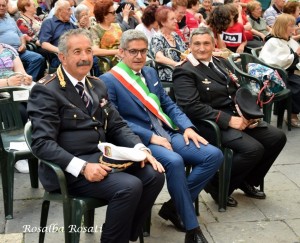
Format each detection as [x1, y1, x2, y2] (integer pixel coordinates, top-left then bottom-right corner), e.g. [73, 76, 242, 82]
[183, 127, 208, 148]
[141, 150, 165, 173]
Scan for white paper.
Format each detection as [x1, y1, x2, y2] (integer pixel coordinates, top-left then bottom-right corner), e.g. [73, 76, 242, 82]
[12, 90, 30, 101]
[9, 142, 29, 151]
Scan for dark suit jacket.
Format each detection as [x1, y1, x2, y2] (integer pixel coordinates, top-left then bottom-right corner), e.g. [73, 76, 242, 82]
[100, 66, 194, 146]
[173, 55, 266, 143]
[27, 68, 142, 191]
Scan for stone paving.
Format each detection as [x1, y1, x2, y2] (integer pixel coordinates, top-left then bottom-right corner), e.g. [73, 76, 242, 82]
[0, 118, 300, 243]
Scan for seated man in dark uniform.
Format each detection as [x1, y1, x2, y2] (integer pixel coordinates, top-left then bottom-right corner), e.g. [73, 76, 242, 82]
[27, 28, 165, 242]
[173, 26, 287, 207]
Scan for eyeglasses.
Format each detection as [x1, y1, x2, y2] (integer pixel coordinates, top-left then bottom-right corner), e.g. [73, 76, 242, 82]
[124, 48, 148, 56]
[108, 10, 116, 15]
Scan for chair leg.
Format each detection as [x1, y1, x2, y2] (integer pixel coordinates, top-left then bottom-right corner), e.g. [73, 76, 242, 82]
[263, 103, 273, 124]
[67, 200, 84, 243]
[194, 196, 199, 216]
[39, 200, 50, 243]
[83, 209, 95, 230]
[143, 210, 151, 237]
[218, 148, 233, 212]
[1, 153, 15, 219]
[276, 100, 286, 129]
[286, 95, 292, 131]
[28, 158, 39, 188]
[139, 227, 145, 243]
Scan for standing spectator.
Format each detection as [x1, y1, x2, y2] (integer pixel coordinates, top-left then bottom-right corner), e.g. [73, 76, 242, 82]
[0, 0, 45, 81]
[263, 0, 284, 27]
[135, 4, 159, 43]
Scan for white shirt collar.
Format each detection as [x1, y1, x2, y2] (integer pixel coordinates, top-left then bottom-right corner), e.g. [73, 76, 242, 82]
[187, 53, 213, 67]
[62, 67, 86, 87]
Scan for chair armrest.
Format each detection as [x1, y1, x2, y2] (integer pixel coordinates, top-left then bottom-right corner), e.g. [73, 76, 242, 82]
[41, 160, 69, 198]
[196, 119, 222, 149]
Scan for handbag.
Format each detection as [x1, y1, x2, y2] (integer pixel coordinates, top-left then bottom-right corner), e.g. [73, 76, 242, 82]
[247, 63, 286, 107]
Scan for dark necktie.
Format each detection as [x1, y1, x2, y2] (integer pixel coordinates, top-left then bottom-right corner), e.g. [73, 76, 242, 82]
[75, 82, 92, 113]
[208, 62, 226, 80]
[136, 72, 172, 142]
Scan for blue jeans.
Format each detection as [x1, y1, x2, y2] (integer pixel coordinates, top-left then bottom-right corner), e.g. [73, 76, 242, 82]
[19, 50, 45, 81]
[149, 132, 223, 230]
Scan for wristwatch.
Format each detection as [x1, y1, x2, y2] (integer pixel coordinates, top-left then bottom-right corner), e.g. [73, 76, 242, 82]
[80, 162, 88, 175]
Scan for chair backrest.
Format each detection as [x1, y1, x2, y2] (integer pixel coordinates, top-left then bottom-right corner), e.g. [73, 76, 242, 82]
[24, 121, 70, 196]
[251, 46, 262, 58]
[0, 87, 30, 132]
[228, 53, 288, 83]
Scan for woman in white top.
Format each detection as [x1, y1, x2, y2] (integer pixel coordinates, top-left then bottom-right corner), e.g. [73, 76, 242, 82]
[135, 5, 159, 43]
[259, 14, 300, 127]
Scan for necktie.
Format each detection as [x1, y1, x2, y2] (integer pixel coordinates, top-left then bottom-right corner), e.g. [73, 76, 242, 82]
[208, 62, 226, 80]
[75, 82, 92, 113]
[136, 73, 172, 142]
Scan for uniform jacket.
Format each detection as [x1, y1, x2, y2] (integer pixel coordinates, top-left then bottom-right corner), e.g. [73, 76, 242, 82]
[100, 66, 194, 146]
[173, 55, 266, 143]
[27, 68, 142, 191]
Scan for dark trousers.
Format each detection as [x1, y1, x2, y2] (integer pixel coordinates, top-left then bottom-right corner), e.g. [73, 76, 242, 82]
[222, 124, 286, 195]
[67, 164, 164, 243]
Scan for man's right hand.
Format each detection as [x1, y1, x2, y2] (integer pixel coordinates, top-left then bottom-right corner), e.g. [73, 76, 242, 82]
[150, 134, 173, 150]
[82, 163, 111, 182]
[229, 116, 250, 130]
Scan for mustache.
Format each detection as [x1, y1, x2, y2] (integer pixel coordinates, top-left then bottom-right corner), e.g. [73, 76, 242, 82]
[77, 61, 91, 67]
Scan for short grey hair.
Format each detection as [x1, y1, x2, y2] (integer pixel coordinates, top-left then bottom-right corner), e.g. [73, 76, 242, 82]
[189, 26, 215, 44]
[54, 0, 69, 15]
[58, 29, 92, 54]
[120, 30, 148, 49]
[74, 4, 89, 21]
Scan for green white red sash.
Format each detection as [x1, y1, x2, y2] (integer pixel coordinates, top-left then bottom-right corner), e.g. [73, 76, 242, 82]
[110, 62, 178, 130]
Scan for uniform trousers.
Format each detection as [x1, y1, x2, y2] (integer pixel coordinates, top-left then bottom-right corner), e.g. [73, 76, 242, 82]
[67, 164, 164, 243]
[222, 123, 286, 195]
[148, 132, 223, 230]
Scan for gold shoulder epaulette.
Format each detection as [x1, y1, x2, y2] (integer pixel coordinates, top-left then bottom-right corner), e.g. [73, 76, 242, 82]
[37, 73, 57, 85]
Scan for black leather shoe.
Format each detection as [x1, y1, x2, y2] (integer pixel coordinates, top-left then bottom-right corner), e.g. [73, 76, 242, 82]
[239, 182, 266, 199]
[158, 200, 185, 232]
[185, 227, 208, 243]
[205, 183, 238, 207]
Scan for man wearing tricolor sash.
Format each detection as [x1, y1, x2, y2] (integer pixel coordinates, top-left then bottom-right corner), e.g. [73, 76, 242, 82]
[101, 29, 224, 243]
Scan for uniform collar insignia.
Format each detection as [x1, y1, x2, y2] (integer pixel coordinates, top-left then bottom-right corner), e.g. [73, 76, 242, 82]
[57, 65, 66, 88]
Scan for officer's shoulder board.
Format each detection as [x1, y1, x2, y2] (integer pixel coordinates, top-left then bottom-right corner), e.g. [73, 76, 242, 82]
[38, 73, 57, 85]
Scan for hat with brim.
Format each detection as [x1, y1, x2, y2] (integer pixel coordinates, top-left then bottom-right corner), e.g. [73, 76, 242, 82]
[98, 143, 146, 172]
[235, 87, 264, 120]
